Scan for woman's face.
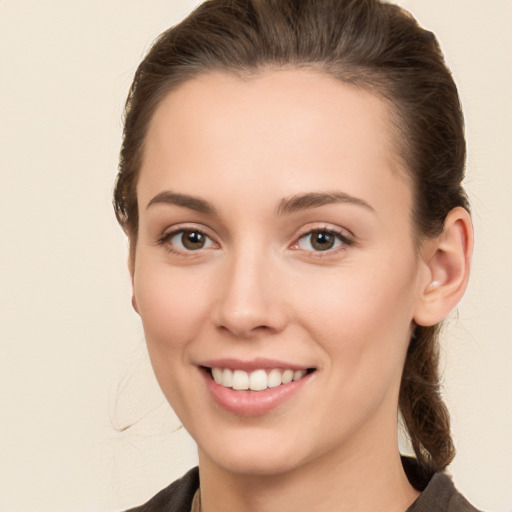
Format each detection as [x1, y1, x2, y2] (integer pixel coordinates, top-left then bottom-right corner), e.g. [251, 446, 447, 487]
[133, 70, 428, 476]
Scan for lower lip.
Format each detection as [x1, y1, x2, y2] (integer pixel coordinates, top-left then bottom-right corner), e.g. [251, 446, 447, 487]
[201, 369, 313, 416]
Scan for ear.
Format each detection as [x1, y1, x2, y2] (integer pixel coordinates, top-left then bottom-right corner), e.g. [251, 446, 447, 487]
[128, 257, 140, 315]
[413, 207, 473, 327]
[131, 293, 140, 314]
[127, 240, 140, 315]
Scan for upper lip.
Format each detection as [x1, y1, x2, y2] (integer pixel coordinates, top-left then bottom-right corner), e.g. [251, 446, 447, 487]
[200, 357, 313, 372]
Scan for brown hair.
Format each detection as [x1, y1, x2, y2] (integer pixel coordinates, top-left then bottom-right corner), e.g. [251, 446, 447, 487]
[113, 0, 469, 478]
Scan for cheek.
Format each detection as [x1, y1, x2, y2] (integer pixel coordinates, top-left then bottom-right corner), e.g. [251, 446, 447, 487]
[133, 261, 212, 354]
[132, 261, 216, 412]
[296, 256, 419, 367]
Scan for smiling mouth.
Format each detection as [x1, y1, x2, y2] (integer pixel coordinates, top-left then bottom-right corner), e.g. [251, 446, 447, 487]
[205, 367, 316, 392]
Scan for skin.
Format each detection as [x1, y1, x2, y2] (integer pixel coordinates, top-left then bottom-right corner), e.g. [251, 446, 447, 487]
[131, 70, 472, 512]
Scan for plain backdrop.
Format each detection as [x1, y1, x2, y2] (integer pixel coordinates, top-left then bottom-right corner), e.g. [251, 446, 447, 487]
[1, 1, 511, 511]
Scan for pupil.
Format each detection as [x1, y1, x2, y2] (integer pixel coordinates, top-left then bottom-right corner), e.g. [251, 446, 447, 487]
[183, 231, 205, 250]
[312, 231, 334, 251]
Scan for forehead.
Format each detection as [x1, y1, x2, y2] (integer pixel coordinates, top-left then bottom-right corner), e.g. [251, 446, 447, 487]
[139, 69, 410, 218]
[145, 69, 396, 160]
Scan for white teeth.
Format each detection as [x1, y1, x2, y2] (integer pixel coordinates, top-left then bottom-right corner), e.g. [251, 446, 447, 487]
[210, 367, 310, 391]
[293, 370, 307, 381]
[268, 368, 282, 388]
[222, 368, 233, 388]
[212, 367, 223, 384]
[281, 369, 294, 384]
[232, 369, 249, 390]
[249, 369, 267, 391]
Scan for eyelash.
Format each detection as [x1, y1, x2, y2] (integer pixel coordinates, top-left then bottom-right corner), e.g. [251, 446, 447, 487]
[291, 227, 354, 256]
[156, 226, 354, 257]
[157, 227, 217, 257]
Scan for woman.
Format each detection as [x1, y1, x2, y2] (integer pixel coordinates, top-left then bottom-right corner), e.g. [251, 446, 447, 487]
[113, 0, 477, 510]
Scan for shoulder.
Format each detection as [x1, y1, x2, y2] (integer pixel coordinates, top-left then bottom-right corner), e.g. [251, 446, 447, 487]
[407, 470, 482, 512]
[123, 467, 199, 512]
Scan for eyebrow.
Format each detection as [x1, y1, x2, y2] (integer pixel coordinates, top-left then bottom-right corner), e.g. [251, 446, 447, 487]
[146, 190, 374, 216]
[277, 191, 375, 215]
[146, 191, 216, 214]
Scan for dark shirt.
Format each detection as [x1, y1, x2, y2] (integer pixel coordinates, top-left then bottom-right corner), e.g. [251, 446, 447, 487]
[406, 471, 480, 511]
[124, 467, 199, 512]
[125, 461, 481, 512]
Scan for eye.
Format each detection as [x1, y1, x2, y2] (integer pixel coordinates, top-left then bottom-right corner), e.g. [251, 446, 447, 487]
[167, 229, 216, 251]
[295, 229, 349, 252]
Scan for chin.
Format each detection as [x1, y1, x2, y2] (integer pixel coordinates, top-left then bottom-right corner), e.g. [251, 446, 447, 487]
[216, 454, 303, 477]
[199, 434, 309, 477]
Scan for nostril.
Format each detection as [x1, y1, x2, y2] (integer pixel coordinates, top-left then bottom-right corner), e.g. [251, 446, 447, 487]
[216, 322, 275, 339]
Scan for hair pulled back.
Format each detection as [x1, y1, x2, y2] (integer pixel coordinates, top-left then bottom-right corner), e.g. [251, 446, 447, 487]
[114, 0, 469, 478]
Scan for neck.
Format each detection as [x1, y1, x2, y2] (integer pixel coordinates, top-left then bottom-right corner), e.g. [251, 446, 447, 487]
[198, 427, 420, 512]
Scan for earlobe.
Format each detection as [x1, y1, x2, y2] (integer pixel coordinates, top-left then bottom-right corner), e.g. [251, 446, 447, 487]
[413, 207, 473, 327]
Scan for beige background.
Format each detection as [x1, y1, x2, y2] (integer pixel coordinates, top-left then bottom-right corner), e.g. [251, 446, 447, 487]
[0, 1, 511, 510]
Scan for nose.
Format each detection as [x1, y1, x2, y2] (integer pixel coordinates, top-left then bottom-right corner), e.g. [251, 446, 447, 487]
[212, 249, 288, 338]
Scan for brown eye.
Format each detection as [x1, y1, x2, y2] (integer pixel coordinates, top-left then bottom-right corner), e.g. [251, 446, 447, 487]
[297, 229, 346, 252]
[182, 230, 206, 250]
[311, 231, 335, 251]
[169, 230, 214, 251]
